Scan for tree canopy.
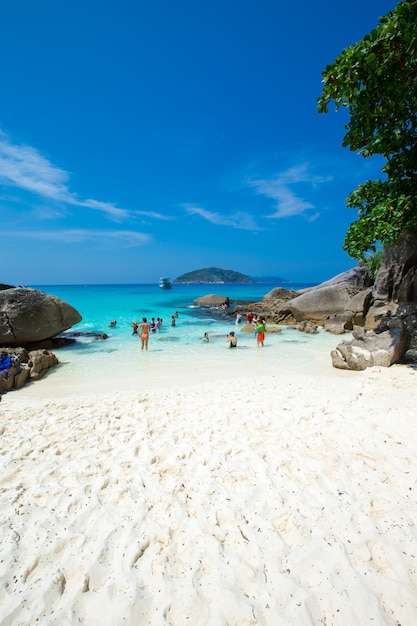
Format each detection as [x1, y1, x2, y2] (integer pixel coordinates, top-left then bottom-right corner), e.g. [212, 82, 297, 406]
[317, 0, 417, 260]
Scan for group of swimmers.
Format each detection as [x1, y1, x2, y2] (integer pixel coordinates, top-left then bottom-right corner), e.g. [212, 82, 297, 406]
[131, 317, 159, 350]
[201, 331, 237, 348]
[201, 313, 266, 349]
[234, 311, 267, 347]
[129, 312, 180, 350]
[131, 318, 163, 335]
[111, 310, 266, 350]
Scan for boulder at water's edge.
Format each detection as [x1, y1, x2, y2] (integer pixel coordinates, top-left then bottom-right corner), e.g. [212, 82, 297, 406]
[0, 287, 82, 347]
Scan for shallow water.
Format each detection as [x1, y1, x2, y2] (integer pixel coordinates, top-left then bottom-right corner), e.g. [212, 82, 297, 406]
[18, 283, 351, 397]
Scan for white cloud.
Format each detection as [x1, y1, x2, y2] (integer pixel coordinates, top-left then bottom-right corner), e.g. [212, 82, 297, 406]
[0, 131, 167, 223]
[0, 134, 72, 199]
[2, 229, 151, 247]
[185, 205, 262, 231]
[248, 163, 332, 219]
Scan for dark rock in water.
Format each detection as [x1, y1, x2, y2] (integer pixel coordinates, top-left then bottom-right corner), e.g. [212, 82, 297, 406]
[21, 337, 77, 350]
[0, 287, 82, 347]
[194, 294, 230, 307]
[60, 330, 109, 341]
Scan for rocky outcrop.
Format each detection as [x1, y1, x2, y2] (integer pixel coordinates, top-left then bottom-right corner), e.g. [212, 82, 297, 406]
[28, 349, 60, 380]
[331, 321, 410, 370]
[299, 264, 374, 293]
[261, 287, 298, 302]
[285, 265, 373, 326]
[323, 288, 373, 334]
[0, 286, 82, 347]
[373, 232, 417, 303]
[194, 294, 230, 307]
[365, 233, 417, 330]
[0, 348, 59, 393]
[238, 265, 374, 329]
[286, 282, 362, 325]
[224, 260, 416, 368]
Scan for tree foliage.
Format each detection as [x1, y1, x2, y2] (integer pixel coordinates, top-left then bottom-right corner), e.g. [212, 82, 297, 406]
[364, 250, 383, 277]
[317, 0, 417, 260]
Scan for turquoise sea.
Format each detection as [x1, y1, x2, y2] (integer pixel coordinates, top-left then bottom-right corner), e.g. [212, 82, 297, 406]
[25, 282, 349, 396]
[32, 282, 317, 344]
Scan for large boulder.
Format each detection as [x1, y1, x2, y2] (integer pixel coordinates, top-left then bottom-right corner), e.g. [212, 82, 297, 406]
[262, 287, 298, 302]
[250, 265, 374, 328]
[194, 294, 230, 307]
[0, 287, 82, 347]
[286, 273, 373, 327]
[323, 287, 373, 334]
[300, 264, 373, 293]
[331, 320, 410, 370]
[287, 282, 356, 324]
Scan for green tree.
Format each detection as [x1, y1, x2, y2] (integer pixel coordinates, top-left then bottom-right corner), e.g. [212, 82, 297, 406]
[317, 0, 417, 261]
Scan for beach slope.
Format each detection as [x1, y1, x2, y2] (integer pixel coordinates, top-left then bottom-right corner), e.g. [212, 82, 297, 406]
[1, 366, 416, 625]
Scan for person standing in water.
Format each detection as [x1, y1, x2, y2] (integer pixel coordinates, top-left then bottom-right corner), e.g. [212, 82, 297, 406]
[255, 319, 266, 347]
[139, 317, 150, 350]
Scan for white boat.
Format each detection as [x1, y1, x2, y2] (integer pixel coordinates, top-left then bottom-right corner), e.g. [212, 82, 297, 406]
[159, 277, 172, 289]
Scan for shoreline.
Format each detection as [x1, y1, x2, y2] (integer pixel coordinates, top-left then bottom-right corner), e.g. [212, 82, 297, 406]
[2, 324, 354, 401]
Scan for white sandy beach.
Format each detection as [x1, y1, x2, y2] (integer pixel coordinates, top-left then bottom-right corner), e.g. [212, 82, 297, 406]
[1, 353, 417, 625]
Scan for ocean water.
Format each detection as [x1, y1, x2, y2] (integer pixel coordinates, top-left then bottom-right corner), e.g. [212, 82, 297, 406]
[25, 282, 350, 396]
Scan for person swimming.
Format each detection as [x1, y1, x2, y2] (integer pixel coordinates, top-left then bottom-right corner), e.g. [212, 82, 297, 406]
[202, 332, 210, 343]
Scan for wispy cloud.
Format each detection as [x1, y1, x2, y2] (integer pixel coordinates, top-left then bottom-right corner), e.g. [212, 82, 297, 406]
[0, 131, 166, 223]
[248, 163, 331, 219]
[2, 229, 151, 247]
[185, 205, 263, 231]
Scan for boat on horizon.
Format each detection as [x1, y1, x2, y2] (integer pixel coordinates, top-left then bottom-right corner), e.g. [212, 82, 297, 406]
[159, 277, 172, 289]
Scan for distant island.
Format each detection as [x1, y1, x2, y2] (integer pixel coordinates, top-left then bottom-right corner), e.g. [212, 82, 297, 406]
[174, 267, 255, 284]
[173, 267, 289, 284]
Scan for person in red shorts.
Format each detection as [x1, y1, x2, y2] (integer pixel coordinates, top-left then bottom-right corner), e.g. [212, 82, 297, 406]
[255, 319, 266, 347]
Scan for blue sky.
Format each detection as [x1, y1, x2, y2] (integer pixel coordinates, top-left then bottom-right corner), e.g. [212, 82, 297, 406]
[0, 0, 396, 285]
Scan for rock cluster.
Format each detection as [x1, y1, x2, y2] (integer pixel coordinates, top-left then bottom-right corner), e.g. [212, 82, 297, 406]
[331, 321, 410, 370]
[196, 251, 417, 370]
[0, 348, 59, 394]
[0, 285, 82, 394]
